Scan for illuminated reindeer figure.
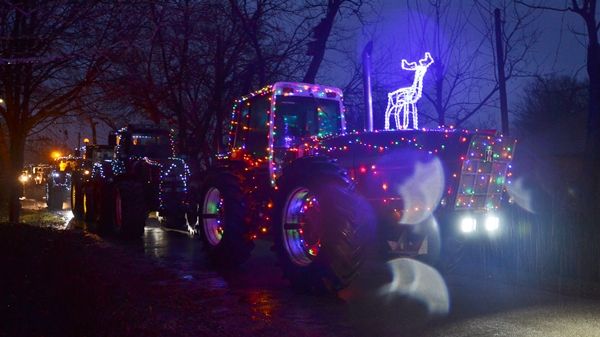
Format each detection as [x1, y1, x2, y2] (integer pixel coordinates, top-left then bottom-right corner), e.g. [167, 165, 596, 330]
[384, 52, 434, 130]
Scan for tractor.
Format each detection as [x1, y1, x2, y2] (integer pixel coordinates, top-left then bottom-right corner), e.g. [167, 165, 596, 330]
[86, 125, 189, 237]
[189, 82, 515, 292]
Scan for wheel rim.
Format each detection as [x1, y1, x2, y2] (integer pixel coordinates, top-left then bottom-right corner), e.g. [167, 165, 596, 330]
[203, 187, 224, 246]
[115, 188, 123, 229]
[282, 187, 323, 267]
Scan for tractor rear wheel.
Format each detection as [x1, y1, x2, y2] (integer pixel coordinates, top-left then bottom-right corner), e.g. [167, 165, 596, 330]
[113, 181, 147, 238]
[275, 159, 367, 293]
[82, 185, 95, 223]
[71, 180, 84, 220]
[47, 185, 63, 210]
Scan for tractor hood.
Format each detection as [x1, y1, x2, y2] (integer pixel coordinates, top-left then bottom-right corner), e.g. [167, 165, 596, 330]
[316, 129, 515, 222]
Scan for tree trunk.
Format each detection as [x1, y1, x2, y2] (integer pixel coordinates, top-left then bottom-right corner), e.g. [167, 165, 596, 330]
[7, 130, 26, 223]
[434, 67, 444, 126]
[302, 1, 341, 84]
[495, 8, 509, 135]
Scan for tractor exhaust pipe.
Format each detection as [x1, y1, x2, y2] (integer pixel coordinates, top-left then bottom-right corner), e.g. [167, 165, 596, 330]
[362, 41, 374, 132]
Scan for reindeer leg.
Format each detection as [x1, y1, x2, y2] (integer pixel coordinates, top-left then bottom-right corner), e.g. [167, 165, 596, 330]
[395, 103, 402, 130]
[412, 103, 418, 129]
[384, 94, 393, 130]
[401, 103, 408, 129]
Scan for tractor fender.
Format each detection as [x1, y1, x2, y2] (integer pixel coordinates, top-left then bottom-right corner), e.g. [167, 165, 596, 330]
[279, 155, 351, 187]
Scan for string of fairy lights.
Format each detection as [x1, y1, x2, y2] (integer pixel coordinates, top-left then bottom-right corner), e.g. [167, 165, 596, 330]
[91, 126, 190, 213]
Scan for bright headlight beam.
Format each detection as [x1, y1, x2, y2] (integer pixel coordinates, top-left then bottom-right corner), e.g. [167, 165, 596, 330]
[485, 215, 500, 232]
[460, 216, 476, 233]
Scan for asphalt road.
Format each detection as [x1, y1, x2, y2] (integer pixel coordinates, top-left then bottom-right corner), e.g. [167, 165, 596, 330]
[21, 198, 600, 337]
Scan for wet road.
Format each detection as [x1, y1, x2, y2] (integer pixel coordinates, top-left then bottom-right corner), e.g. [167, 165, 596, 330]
[23, 198, 600, 336]
[102, 221, 600, 336]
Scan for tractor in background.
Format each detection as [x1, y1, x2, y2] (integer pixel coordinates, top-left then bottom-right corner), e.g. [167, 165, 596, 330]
[85, 125, 189, 237]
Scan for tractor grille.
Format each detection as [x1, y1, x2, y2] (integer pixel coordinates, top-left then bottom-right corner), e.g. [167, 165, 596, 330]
[455, 134, 515, 211]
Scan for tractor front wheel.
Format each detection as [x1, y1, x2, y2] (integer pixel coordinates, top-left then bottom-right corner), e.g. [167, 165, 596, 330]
[198, 172, 253, 266]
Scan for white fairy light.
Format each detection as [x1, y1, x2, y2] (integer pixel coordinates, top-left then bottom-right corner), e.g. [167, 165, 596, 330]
[384, 52, 434, 130]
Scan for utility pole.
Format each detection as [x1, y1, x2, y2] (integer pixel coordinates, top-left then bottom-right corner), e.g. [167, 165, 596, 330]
[494, 8, 509, 135]
[362, 41, 374, 132]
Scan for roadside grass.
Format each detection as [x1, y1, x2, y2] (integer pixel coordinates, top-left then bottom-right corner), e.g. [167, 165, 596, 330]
[0, 206, 65, 225]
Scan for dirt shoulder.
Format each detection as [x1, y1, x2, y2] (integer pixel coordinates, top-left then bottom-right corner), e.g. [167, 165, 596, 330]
[0, 222, 314, 337]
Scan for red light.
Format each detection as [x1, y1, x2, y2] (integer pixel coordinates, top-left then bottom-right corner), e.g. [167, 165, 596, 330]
[359, 166, 367, 173]
[460, 137, 467, 142]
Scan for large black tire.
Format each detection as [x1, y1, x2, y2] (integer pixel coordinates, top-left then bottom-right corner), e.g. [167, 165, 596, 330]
[113, 181, 147, 238]
[71, 179, 84, 220]
[47, 185, 63, 210]
[94, 183, 114, 233]
[82, 185, 95, 223]
[198, 171, 253, 266]
[274, 158, 367, 293]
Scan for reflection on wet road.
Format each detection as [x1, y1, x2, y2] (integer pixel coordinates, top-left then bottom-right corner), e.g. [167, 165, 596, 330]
[93, 220, 600, 337]
[20, 191, 600, 335]
[23, 185, 595, 337]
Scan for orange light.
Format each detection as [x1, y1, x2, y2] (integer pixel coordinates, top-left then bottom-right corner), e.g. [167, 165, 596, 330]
[50, 151, 61, 160]
[83, 138, 90, 144]
[261, 227, 268, 233]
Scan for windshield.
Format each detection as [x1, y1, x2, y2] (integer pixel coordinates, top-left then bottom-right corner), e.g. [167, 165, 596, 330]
[273, 95, 341, 147]
[129, 133, 171, 158]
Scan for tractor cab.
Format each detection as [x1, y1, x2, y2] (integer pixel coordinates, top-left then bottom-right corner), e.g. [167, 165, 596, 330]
[227, 82, 346, 184]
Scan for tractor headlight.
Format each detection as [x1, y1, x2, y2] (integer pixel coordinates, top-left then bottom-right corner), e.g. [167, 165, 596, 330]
[460, 216, 477, 234]
[484, 215, 500, 232]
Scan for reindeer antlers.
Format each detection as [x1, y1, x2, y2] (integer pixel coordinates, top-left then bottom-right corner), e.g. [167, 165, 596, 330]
[401, 52, 434, 70]
[419, 52, 434, 66]
[401, 59, 417, 70]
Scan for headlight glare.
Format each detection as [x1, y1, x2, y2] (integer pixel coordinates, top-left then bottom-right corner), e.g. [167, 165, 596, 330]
[485, 215, 500, 232]
[460, 216, 477, 233]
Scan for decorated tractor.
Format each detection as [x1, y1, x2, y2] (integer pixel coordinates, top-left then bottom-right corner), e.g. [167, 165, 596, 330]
[46, 156, 79, 210]
[70, 144, 114, 220]
[85, 125, 189, 237]
[189, 80, 515, 293]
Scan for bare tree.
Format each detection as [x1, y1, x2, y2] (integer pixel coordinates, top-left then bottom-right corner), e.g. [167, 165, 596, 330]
[302, 0, 370, 84]
[0, 1, 136, 222]
[517, 0, 600, 172]
[375, 0, 538, 127]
